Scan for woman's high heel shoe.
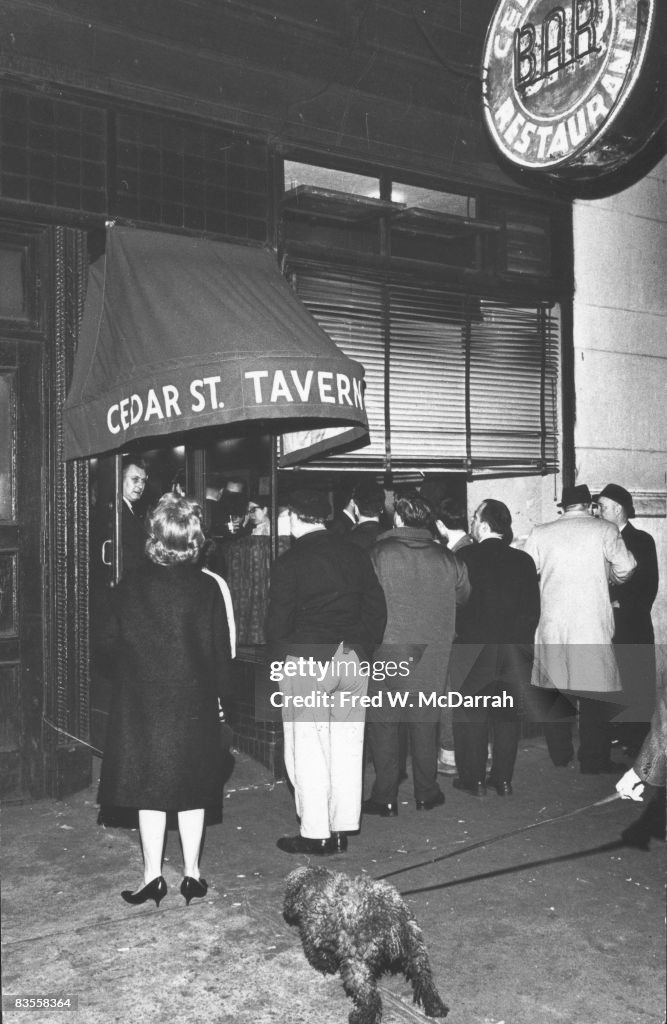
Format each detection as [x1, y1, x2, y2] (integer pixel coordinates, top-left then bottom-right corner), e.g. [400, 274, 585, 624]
[180, 876, 208, 905]
[121, 876, 167, 907]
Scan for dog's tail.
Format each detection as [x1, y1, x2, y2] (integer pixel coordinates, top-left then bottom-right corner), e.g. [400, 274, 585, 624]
[404, 920, 449, 1019]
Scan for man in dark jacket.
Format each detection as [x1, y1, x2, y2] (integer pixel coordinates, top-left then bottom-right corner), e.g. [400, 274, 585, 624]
[363, 493, 470, 816]
[451, 499, 541, 797]
[120, 457, 149, 576]
[327, 480, 358, 535]
[266, 488, 387, 856]
[347, 479, 386, 551]
[597, 483, 659, 755]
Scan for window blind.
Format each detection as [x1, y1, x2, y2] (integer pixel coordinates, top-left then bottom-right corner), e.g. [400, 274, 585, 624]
[288, 265, 559, 476]
[468, 302, 559, 472]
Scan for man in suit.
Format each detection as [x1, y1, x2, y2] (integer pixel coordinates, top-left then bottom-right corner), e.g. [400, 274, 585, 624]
[597, 483, 659, 756]
[433, 497, 474, 554]
[120, 457, 149, 576]
[267, 488, 386, 856]
[90, 457, 148, 749]
[451, 499, 541, 797]
[327, 481, 358, 535]
[347, 479, 385, 551]
[524, 484, 636, 774]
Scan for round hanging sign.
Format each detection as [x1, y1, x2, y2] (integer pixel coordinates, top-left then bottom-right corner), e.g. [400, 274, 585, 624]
[481, 0, 664, 177]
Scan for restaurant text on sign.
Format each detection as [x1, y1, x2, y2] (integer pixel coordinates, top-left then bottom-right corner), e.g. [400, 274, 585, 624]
[481, 0, 659, 173]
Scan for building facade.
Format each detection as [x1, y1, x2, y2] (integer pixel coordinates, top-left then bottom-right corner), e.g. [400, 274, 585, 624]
[0, 1, 663, 800]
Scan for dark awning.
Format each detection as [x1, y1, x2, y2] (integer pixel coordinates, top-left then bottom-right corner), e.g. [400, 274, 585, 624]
[63, 226, 369, 463]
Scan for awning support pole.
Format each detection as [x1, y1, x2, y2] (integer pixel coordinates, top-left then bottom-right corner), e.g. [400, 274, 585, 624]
[192, 447, 206, 516]
[271, 435, 279, 562]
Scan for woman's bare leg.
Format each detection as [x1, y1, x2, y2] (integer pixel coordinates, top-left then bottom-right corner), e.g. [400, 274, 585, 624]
[177, 808, 205, 878]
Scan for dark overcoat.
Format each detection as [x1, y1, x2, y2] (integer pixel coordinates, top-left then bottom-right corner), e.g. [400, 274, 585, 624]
[610, 520, 659, 721]
[450, 538, 541, 710]
[611, 521, 659, 644]
[347, 520, 381, 551]
[121, 500, 148, 576]
[455, 539, 541, 646]
[98, 560, 232, 811]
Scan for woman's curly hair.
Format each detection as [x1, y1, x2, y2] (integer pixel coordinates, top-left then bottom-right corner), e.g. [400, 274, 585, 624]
[146, 492, 205, 566]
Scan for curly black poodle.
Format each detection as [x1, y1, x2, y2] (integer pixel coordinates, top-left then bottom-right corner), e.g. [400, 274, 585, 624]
[283, 865, 449, 1024]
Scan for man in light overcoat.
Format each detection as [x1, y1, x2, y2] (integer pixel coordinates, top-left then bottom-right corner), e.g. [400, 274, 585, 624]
[524, 484, 636, 774]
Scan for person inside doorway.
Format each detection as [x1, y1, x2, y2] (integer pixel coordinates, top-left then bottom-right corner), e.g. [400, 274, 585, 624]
[245, 498, 270, 536]
[120, 457, 149, 576]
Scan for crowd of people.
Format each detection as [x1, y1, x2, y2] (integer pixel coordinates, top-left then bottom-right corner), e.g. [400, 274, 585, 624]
[97, 461, 663, 901]
[266, 478, 662, 857]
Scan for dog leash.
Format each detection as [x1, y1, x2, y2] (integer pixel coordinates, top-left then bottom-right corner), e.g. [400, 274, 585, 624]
[43, 718, 104, 757]
[375, 791, 621, 883]
[378, 987, 443, 1023]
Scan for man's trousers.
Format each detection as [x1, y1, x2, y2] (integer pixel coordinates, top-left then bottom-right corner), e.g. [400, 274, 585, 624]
[281, 648, 368, 839]
[452, 643, 532, 785]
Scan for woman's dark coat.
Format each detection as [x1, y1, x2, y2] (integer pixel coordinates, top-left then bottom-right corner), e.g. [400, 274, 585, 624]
[98, 561, 232, 811]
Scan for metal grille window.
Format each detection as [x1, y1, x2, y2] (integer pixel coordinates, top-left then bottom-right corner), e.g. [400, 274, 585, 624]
[287, 265, 559, 477]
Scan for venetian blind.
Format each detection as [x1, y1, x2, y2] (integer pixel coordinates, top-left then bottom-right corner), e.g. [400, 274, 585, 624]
[288, 266, 559, 475]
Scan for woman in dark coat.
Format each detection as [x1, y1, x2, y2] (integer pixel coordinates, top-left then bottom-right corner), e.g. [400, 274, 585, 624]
[98, 492, 232, 907]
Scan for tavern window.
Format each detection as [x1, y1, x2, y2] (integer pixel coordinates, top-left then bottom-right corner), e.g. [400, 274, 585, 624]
[279, 160, 560, 478]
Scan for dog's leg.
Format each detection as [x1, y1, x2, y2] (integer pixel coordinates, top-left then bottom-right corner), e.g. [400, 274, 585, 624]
[403, 921, 449, 1019]
[338, 957, 382, 1024]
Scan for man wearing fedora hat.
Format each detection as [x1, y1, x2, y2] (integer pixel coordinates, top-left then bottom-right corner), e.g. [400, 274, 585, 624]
[596, 483, 659, 756]
[524, 483, 636, 774]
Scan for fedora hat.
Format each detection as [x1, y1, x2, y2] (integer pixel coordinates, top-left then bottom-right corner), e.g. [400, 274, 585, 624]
[558, 484, 592, 508]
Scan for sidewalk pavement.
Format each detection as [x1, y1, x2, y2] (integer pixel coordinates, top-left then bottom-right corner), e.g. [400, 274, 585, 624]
[1, 736, 665, 1024]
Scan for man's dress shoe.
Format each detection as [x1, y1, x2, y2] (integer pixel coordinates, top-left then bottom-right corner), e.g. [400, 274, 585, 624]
[328, 831, 348, 853]
[452, 778, 487, 798]
[276, 833, 347, 855]
[362, 799, 398, 817]
[415, 790, 445, 810]
[487, 778, 513, 796]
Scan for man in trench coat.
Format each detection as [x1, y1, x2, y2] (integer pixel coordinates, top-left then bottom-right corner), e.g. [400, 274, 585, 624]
[523, 484, 636, 774]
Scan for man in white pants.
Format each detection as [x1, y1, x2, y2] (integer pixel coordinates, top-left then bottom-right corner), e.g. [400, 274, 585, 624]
[267, 489, 386, 855]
